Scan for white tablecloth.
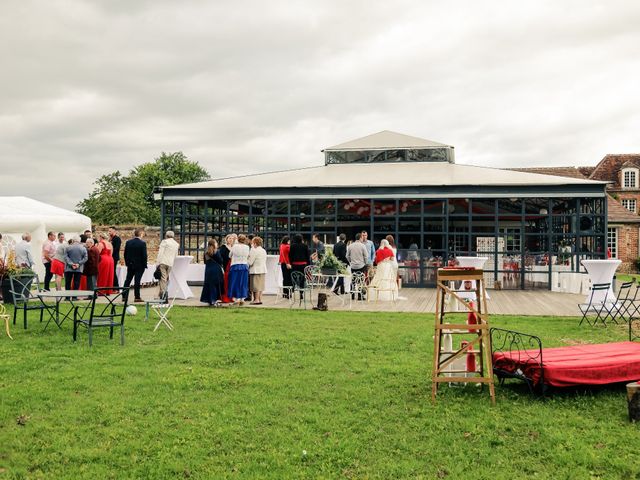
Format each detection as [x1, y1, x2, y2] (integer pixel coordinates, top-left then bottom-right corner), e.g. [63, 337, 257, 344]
[455, 256, 490, 300]
[581, 259, 621, 307]
[117, 264, 157, 287]
[168, 255, 194, 299]
[265, 255, 282, 295]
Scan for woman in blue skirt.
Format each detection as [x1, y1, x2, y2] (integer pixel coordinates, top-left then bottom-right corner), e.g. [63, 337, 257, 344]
[227, 234, 250, 305]
[200, 238, 225, 306]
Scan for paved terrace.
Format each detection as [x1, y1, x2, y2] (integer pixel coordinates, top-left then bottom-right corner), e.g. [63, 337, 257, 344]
[136, 286, 584, 317]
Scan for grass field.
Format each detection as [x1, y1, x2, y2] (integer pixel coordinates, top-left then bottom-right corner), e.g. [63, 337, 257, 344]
[1, 305, 639, 479]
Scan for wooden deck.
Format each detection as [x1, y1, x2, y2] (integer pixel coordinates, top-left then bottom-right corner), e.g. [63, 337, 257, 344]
[139, 286, 584, 317]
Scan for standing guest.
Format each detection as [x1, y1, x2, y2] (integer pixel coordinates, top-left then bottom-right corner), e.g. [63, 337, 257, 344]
[361, 230, 375, 266]
[64, 237, 88, 290]
[347, 233, 369, 276]
[248, 236, 267, 305]
[219, 233, 237, 303]
[200, 238, 225, 306]
[83, 238, 100, 292]
[385, 234, 399, 281]
[109, 226, 122, 288]
[227, 233, 250, 305]
[123, 228, 147, 303]
[332, 233, 348, 294]
[42, 231, 57, 290]
[278, 236, 292, 298]
[347, 232, 369, 299]
[311, 234, 325, 262]
[84, 229, 93, 240]
[15, 233, 35, 269]
[79, 233, 88, 244]
[51, 234, 66, 291]
[289, 234, 310, 292]
[96, 233, 115, 294]
[156, 230, 179, 301]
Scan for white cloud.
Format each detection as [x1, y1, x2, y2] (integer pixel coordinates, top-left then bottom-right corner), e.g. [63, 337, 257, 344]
[1, 0, 639, 209]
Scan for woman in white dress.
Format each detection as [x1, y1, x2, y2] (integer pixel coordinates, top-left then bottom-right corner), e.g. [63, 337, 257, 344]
[385, 235, 399, 280]
[369, 239, 399, 301]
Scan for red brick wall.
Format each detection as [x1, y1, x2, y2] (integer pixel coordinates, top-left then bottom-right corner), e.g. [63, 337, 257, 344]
[613, 224, 639, 273]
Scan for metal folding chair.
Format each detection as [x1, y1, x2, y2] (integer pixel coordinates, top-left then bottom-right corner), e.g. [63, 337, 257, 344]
[290, 271, 311, 309]
[73, 287, 129, 346]
[578, 283, 614, 327]
[609, 280, 634, 324]
[152, 296, 176, 332]
[9, 273, 45, 329]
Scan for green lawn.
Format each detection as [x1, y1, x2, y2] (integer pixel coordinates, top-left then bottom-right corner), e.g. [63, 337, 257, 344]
[1, 306, 639, 479]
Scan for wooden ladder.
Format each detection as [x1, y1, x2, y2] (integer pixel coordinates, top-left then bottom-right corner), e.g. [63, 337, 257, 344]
[431, 268, 495, 404]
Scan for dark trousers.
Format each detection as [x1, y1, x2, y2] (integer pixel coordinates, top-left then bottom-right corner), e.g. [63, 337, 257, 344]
[64, 271, 82, 291]
[43, 262, 53, 291]
[124, 267, 144, 300]
[113, 261, 119, 288]
[281, 264, 292, 298]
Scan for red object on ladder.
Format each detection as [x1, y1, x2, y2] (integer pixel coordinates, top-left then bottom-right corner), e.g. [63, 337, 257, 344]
[467, 301, 478, 332]
[461, 341, 476, 374]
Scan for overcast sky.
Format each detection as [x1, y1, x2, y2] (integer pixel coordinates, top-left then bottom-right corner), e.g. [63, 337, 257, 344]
[1, 1, 639, 210]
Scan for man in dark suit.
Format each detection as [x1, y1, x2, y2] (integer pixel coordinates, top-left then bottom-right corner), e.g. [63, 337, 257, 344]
[123, 228, 147, 302]
[109, 226, 122, 288]
[332, 233, 348, 294]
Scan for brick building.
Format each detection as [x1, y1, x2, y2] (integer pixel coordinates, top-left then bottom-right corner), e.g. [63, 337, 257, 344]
[514, 154, 640, 272]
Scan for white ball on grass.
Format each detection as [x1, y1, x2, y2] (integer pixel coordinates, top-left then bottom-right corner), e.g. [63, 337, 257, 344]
[125, 305, 138, 316]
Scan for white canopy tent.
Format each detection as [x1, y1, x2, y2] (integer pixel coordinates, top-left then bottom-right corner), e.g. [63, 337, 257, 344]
[0, 197, 91, 279]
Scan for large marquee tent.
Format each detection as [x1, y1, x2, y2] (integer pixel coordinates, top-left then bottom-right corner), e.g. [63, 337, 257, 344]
[0, 197, 91, 279]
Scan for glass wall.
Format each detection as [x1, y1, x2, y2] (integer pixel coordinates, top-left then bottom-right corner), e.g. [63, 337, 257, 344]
[162, 196, 606, 289]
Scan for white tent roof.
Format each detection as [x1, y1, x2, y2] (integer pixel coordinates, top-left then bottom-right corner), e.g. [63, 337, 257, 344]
[168, 162, 605, 190]
[0, 197, 90, 232]
[322, 130, 453, 151]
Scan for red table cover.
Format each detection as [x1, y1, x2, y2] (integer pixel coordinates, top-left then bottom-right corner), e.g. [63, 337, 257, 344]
[493, 341, 640, 388]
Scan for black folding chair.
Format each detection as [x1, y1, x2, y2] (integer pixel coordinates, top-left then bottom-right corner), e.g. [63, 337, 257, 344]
[578, 283, 614, 327]
[9, 273, 46, 329]
[618, 281, 640, 323]
[290, 271, 310, 310]
[73, 287, 129, 346]
[609, 280, 635, 324]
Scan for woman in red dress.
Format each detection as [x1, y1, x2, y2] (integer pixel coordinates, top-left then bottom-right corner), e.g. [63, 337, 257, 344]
[96, 232, 115, 294]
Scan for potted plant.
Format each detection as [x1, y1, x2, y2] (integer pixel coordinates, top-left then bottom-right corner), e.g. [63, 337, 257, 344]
[317, 250, 347, 276]
[0, 251, 34, 304]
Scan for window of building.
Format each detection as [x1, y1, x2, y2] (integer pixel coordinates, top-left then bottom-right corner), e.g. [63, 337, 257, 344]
[499, 227, 522, 252]
[607, 227, 618, 258]
[623, 168, 638, 188]
[622, 199, 637, 213]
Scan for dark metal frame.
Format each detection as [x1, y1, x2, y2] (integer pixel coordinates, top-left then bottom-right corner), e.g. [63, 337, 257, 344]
[490, 327, 544, 395]
[73, 287, 129, 346]
[160, 195, 607, 290]
[9, 273, 45, 329]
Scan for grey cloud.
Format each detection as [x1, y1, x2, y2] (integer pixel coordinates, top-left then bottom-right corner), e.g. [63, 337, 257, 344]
[1, 1, 640, 210]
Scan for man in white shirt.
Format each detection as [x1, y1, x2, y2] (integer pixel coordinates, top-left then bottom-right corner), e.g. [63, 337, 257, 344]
[15, 233, 35, 269]
[156, 230, 180, 300]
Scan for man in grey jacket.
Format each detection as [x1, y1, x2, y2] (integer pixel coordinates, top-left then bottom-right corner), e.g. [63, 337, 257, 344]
[64, 237, 88, 290]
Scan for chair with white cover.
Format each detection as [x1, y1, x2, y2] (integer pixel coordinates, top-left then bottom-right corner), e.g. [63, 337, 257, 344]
[152, 296, 177, 332]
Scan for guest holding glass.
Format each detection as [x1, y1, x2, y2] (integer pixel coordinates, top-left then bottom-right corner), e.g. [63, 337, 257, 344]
[228, 234, 250, 305]
[200, 238, 225, 306]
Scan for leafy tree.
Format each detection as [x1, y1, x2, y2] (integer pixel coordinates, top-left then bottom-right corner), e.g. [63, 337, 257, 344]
[129, 152, 210, 224]
[76, 171, 146, 224]
[76, 152, 210, 225]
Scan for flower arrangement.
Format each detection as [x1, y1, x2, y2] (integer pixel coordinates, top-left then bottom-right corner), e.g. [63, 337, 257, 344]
[316, 250, 348, 274]
[0, 250, 33, 280]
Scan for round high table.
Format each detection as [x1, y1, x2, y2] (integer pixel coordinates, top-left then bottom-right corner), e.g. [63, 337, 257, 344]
[168, 255, 194, 299]
[581, 259, 621, 307]
[455, 256, 490, 300]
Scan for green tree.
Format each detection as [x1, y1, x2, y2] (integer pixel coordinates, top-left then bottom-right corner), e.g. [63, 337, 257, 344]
[76, 171, 146, 224]
[76, 152, 210, 225]
[129, 152, 210, 224]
